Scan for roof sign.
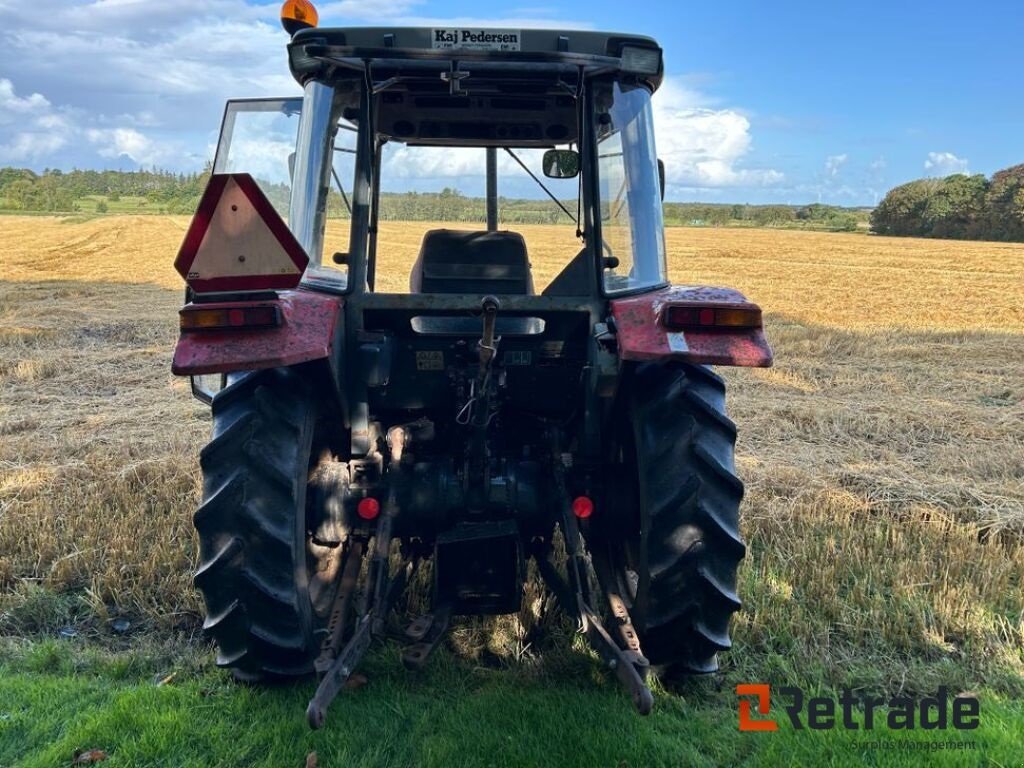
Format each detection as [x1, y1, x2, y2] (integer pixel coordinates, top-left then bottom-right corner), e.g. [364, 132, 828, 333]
[431, 29, 522, 51]
[174, 173, 309, 293]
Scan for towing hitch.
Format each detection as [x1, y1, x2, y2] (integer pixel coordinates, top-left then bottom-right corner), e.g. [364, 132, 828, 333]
[305, 422, 654, 730]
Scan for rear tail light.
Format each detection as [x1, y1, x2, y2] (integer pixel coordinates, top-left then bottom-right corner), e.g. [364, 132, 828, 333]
[661, 303, 762, 331]
[572, 496, 594, 519]
[357, 497, 381, 521]
[180, 304, 281, 332]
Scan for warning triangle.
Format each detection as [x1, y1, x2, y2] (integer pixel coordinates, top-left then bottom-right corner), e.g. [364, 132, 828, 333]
[174, 173, 309, 293]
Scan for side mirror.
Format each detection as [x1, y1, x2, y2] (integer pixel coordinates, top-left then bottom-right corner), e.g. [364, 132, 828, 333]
[657, 159, 666, 201]
[542, 149, 580, 179]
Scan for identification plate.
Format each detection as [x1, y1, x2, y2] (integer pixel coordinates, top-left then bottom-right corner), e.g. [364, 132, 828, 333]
[415, 351, 445, 371]
[431, 28, 522, 51]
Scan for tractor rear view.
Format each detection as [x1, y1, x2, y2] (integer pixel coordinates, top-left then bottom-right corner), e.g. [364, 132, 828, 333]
[172, 3, 772, 728]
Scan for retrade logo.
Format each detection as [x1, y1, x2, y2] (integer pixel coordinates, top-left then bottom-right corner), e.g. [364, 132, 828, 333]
[736, 684, 778, 732]
[736, 685, 980, 732]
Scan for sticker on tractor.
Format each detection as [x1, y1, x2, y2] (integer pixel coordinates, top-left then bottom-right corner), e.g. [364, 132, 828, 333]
[667, 332, 689, 353]
[415, 351, 445, 371]
[432, 29, 522, 51]
[503, 351, 532, 366]
[174, 173, 309, 293]
[539, 341, 564, 359]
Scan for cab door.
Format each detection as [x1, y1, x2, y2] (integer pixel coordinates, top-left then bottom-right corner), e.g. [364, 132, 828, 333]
[213, 97, 304, 219]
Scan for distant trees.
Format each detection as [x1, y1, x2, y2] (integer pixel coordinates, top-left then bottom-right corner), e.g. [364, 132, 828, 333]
[982, 164, 1024, 241]
[0, 166, 212, 213]
[871, 164, 1024, 242]
[795, 203, 859, 231]
[0, 170, 77, 211]
[753, 205, 796, 227]
[660, 201, 867, 231]
[0, 164, 882, 234]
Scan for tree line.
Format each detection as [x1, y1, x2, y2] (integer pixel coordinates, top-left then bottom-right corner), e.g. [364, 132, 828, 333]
[0, 166, 213, 214]
[1, 166, 870, 231]
[6, 163, 1023, 241]
[871, 164, 1024, 241]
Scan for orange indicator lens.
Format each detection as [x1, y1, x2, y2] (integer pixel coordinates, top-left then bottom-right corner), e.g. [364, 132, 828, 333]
[281, 0, 319, 33]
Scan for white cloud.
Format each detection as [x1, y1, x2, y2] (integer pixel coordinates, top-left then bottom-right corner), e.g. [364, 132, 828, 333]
[384, 146, 485, 179]
[0, 79, 52, 122]
[0, 78, 72, 161]
[217, 137, 298, 184]
[378, 145, 580, 201]
[0, 131, 68, 162]
[825, 153, 848, 178]
[652, 78, 783, 189]
[399, 15, 593, 29]
[382, 146, 536, 180]
[87, 127, 163, 166]
[317, 0, 424, 19]
[924, 151, 968, 176]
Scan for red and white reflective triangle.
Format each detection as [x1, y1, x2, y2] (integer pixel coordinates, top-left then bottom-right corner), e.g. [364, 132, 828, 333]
[174, 173, 309, 293]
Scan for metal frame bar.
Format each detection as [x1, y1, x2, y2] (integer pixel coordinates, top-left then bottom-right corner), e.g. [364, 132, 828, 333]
[486, 147, 498, 231]
[303, 44, 625, 71]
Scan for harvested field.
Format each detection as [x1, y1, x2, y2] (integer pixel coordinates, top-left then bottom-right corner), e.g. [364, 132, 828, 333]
[1, 214, 1022, 702]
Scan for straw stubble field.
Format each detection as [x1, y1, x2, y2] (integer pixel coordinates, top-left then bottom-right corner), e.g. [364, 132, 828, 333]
[0, 214, 1022, 699]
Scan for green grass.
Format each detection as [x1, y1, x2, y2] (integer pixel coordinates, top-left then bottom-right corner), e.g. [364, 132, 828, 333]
[1, 638, 1020, 768]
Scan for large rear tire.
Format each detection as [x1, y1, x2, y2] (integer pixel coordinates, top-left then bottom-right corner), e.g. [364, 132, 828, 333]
[598, 361, 745, 676]
[193, 367, 333, 677]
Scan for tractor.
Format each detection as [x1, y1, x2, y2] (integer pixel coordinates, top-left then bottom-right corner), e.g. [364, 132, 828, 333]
[172, 2, 773, 728]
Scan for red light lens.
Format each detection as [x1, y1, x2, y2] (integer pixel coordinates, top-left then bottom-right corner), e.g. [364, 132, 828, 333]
[357, 497, 380, 520]
[662, 304, 762, 331]
[572, 496, 594, 519]
[180, 304, 281, 332]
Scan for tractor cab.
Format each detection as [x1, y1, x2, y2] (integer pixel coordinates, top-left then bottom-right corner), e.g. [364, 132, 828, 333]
[173, 8, 771, 728]
[211, 26, 668, 301]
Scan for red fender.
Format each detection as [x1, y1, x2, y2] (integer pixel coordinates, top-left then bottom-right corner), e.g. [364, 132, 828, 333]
[610, 285, 773, 367]
[171, 290, 343, 376]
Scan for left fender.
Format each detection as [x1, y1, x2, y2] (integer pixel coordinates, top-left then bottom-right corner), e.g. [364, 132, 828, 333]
[171, 289, 344, 376]
[609, 285, 773, 367]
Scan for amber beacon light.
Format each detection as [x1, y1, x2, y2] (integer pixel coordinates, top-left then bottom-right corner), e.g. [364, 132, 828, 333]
[280, 0, 319, 35]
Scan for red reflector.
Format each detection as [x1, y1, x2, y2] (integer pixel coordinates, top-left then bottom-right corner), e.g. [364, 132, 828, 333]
[357, 497, 380, 521]
[180, 304, 281, 332]
[572, 496, 594, 519]
[662, 303, 762, 331]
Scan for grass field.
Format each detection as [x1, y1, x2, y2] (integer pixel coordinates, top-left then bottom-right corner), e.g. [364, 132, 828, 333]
[0, 216, 1022, 766]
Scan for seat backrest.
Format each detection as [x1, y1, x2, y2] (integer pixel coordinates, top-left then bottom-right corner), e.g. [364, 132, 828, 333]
[410, 229, 534, 294]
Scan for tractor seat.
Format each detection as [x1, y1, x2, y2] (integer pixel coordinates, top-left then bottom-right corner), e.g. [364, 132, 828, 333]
[410, 229, 535, 295]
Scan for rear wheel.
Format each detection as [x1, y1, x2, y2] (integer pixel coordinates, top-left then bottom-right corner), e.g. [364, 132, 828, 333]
[597, 361, 745, 676]
[193, 366, 337, 677]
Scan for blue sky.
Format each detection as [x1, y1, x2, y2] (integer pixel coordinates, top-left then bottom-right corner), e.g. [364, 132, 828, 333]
[0, 0, 1019, 205]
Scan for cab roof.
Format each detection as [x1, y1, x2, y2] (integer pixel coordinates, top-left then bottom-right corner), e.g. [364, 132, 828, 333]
[287, 26, 664, 92]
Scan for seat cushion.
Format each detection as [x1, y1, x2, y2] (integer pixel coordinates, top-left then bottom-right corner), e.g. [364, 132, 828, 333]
[409, 229, 534, 295]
